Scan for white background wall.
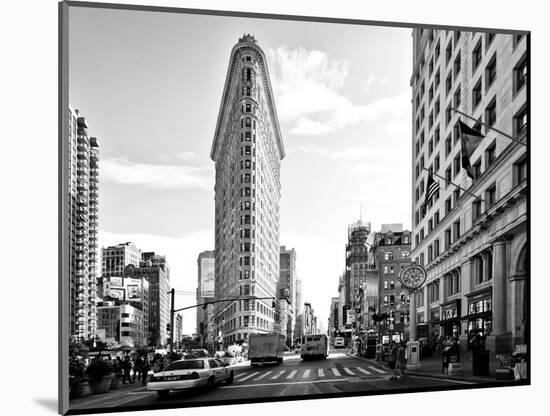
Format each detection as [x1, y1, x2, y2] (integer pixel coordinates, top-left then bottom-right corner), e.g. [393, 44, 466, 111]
[1, 0, 547, 415]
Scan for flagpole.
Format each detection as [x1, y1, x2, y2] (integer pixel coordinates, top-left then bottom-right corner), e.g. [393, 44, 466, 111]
[422, 167, 485, 203]
[451, 107, 527, 147]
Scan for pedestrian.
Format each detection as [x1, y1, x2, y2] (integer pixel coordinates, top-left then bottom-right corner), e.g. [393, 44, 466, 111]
[121, 356, 133, 384]
[375, 341, 382, 363]
[388, 341, 398, 372]
[133, 355, 143, 383]
[391, 341, 407, 379]
[140, 356, 150, 385]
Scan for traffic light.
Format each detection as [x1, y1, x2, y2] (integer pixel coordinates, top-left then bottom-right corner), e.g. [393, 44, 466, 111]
[272, 300, 277, 308]
[166, 323, 172, 333]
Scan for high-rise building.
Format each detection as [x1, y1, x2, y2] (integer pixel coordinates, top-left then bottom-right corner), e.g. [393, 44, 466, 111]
[196, 250, 215, 351]
[375, 225, 412, 341]
[124, 252, 171, 347]
[211, 34, 285, 348]
[410, 29, 528, 358]
[278, 246, 297, 346]
[67, 106, 99, 341]
[175, 314, 183, 349]
[101, 242, 141, 277]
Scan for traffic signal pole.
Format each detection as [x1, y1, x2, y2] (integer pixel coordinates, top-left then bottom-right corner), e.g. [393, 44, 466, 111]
[169, 288, 175, 353]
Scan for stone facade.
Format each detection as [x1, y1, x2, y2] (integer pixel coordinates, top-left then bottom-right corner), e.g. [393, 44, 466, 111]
[211, 35, 285, 348]
[410, 29, 528, 358]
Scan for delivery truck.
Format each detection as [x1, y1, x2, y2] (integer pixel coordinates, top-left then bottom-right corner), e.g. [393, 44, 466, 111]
[248, 333, 285, 366]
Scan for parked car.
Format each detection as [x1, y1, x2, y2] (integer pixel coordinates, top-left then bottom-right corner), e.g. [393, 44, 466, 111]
[146, 358, 234, 398]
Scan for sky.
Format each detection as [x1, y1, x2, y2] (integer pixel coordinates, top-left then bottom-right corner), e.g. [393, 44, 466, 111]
[69, 6, 413, 335]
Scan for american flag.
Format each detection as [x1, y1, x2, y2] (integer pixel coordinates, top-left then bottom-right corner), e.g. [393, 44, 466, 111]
[424, 172, 440, 210]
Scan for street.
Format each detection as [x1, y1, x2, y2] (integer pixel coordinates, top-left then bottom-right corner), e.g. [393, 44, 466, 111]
[69, 350, 483, 411]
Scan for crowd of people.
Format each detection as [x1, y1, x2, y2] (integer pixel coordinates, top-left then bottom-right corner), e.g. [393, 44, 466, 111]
[104, 353, 173, 385]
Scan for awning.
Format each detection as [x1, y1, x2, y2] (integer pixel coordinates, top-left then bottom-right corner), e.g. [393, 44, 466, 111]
[461, 311, 492, 321]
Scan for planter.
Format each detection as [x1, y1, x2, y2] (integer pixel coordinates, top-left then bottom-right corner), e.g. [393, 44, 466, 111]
[69, 381, 89, 399]
[89, 374, 114, 395]
[110, 374, 123, 390]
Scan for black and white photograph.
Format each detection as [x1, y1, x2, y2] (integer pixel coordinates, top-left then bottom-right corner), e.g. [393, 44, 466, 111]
[55, 1, 533, 415]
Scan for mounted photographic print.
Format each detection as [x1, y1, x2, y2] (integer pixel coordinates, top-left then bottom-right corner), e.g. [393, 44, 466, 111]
[59, 1, 530, 415]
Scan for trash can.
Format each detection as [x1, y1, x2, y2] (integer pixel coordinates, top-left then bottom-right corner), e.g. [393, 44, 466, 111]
[472, 349, 490, 376]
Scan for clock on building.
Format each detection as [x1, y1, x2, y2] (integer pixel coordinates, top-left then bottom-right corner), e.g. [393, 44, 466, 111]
[399, 264, 427, 291]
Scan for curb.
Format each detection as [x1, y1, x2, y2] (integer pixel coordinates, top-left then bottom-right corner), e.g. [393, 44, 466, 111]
[345, 353, 499, 384]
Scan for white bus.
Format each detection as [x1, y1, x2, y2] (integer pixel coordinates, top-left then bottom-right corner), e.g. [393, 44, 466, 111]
[300, 334, 329, 360]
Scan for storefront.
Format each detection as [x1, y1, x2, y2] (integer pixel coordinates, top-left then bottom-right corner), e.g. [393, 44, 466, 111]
[440, 299, 461, 339]
[465, 290, 492, 348]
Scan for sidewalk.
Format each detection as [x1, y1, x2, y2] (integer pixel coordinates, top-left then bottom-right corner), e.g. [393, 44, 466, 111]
[346, 353, 504, 384]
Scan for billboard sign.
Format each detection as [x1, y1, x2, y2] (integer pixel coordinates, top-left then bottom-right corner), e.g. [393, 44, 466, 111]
[109, 288, 125, 300]
[126, 284, 141, 301]
[200, 257, 215, 298]
[110, 276, 123, 287]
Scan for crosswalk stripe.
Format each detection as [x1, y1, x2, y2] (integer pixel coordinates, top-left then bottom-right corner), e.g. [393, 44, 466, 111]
[343, 367, 355, 375]
[302, 369, 310, 378]
[239, 371, 260, 381]
[286, 370, 298, 379]
[235, 373, 246, 379]
[254, 371, 273, 380]
[356, 367, 372, 375]
[331, 368, 341, 376]
[318, 369, 324, 377]
[368, 366, 386, 374]
[271, 370, 285, 379]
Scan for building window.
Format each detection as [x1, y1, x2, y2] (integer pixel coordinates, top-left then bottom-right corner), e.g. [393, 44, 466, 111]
[428, 245, 433, 262]
[384, 296, 389, 307]
[453, 219, 461, 241]
[485, 98, 497, 129]
[435, 69, 440, 88]
[514, 105, 527, 139]
[453, 53, 461, 77]
[485, 53, 497, 90]
[446, 72, 453, 95]
[453, 188, 461, 205]
[446, 42, 453, 65]
[445, 134, 452, 157]
[473, 159, 482, 180]
[384, 280, 389, 290]
[390, 280, 395, 290]
[453, 154, 461, 177]
[472, 78, 482, 109]
[435, 40, 440, 59]
[444, 228, 452, 250]
[434, 210, 440, 225]
[453, 86, 461, 109]
[485, 183, 497, 208]
[434, 239, 440, 257]
[445, 196, 452, 215]
[514, 54, 527, 94]
[385, 251, 394, 261]
[472, 199, 482, 221]
[445, 166, 452, 187]
[485, 140, 496, 169]
[514, 156, 527, 186]
[435, 98, 440, 117]
[402, 249, 410, 258]
[513, 34, 524, 49]
[434, 154, 440, 172]
[446, 105, 452, 127]
[485, 32, 495, 50]
[472, 39, 482, 71]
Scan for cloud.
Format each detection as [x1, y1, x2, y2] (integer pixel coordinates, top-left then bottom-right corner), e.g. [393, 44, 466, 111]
[267, 46, 409, 136]
[364, 75, 376, 92]
[101, 158, 213, 190]
[99, 229, 214, 334]
[287, 144, 388, 161]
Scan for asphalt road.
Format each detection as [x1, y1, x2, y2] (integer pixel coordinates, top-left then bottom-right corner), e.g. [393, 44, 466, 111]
[115, 350, 475, 408]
